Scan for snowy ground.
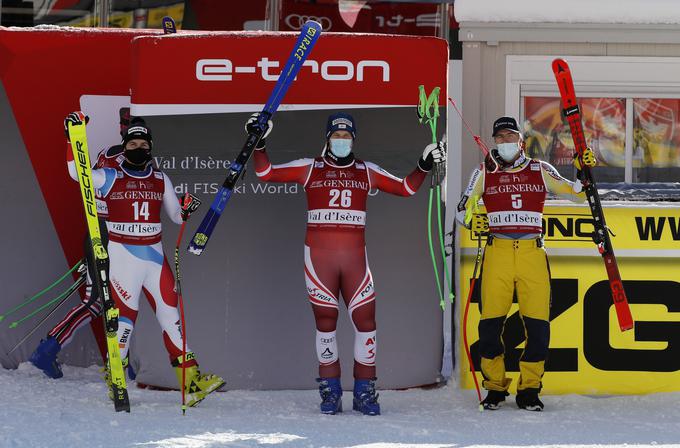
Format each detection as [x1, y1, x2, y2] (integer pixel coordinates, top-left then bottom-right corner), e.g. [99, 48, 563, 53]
[3, 363, 680, 448]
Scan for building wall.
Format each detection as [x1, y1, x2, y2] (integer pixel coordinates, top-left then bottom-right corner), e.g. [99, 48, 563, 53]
[458, 36, 680, 188]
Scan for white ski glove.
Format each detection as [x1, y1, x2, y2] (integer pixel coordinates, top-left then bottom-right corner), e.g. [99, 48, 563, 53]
[418, 141, 447, 171]
[573, 178, 583, 194]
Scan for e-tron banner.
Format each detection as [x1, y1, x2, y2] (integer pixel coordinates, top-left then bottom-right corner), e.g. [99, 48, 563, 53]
[130, 33, 448, 115]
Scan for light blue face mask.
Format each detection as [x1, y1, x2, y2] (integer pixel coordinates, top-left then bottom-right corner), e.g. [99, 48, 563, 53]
[329, 138, 352, 158]
[497, 142, 520, 162]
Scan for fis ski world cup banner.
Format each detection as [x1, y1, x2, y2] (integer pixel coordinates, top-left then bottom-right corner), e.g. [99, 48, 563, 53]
[459, 201, 680, 395]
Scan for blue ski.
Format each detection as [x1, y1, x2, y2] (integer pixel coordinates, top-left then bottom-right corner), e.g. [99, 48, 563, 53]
[188, 20, 322, 255]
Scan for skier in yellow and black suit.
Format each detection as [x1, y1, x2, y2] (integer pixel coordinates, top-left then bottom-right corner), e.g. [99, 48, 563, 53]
[456, 116, 596, 411]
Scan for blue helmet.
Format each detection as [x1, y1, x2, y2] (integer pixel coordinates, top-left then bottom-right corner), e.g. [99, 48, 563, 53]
[326, 112, 356, 139]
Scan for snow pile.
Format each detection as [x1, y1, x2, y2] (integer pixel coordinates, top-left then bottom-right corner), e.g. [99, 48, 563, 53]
[455, 0, 680, 24]
[3, 363, 680, 447]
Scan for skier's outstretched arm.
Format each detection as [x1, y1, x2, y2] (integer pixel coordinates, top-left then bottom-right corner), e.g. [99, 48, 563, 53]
[540, 160, 587, 203]
[246, 113, 314, 184]
[366, 142, 446, 197]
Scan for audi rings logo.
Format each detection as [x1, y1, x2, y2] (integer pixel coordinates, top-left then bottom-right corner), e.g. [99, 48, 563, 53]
[285, 14, 332, 31]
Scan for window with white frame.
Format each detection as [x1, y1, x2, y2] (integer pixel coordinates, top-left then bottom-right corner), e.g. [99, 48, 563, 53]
[506, 56, 680, 184]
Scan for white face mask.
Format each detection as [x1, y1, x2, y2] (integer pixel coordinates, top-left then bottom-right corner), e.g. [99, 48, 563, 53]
[497, 142, 520, 163]
[329, 138, 352, 158]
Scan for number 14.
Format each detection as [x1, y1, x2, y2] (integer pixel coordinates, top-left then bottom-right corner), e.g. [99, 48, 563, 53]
[132, 201, 150, 220]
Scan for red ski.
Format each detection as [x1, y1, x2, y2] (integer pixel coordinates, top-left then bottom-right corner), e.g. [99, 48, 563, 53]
[552, 58, 634, 332]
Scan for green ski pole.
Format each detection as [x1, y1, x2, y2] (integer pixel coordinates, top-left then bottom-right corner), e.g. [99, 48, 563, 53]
[9, 274, 86, 329]
[7, 275, 86, 354]
[418, 85, 454, 309]
[0, 259, 84, 322]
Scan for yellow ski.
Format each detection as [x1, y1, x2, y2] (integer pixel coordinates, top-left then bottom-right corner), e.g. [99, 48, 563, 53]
[67, 114, 130, 412]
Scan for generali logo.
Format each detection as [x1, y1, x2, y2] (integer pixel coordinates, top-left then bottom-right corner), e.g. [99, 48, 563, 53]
[196, 58, 391, 82]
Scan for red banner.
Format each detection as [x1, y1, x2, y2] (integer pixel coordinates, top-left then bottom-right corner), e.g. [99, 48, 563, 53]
[130, 32, 448, 115]
[280, 2, 443, 35]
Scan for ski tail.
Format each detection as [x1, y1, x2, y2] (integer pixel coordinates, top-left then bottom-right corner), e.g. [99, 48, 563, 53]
[187, 20, 322, 256]
[551, 58, 634, 332]
[67, 117, 131, 411]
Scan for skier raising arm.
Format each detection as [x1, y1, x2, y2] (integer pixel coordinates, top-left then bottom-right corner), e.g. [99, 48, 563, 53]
[30, 109, 140, 380]
[252, 112, 445, 416]
[64, 112, 224, 407]
[455, 116, 595, 412]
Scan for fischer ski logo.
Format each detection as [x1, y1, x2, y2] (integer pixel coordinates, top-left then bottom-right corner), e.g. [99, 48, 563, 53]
[196, 58, 390, 82]
[74, 142, 97, 218]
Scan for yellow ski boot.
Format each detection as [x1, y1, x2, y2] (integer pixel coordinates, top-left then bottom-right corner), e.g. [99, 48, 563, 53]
[174, 353, 225, 407]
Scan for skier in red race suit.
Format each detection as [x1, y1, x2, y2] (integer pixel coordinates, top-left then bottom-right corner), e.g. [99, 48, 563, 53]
[62, 113, 224, 407]
[30, 109, 142, 379]
[251, 112, 446, 415]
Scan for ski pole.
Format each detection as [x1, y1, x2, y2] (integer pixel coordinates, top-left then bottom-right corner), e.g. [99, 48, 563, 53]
[426, 189, 444, 308]
[0, 259, 84, 322]
[8, 274, 86, 329]
[176, 193, 201, 415]
[175, 220, 188, 415]
[418, 86, 454, 308]
[447, 97, 499, 173]
[7, 274, 86, 355]
[462, 231, 484, 412]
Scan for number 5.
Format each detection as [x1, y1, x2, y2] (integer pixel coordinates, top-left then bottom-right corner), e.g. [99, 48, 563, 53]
[511, 194, 522, 209]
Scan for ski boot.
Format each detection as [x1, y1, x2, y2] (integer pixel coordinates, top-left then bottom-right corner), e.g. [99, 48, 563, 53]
[481, 390, 509, 410]
[352, 378, 380, 416]
[516, 388, 544, 411]
[174, 354, 225, 407]
[29, 337, 63, 379]
[317, 377, 343, 414]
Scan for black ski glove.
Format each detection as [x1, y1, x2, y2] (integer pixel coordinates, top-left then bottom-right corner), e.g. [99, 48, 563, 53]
[180, 193, 201, 221]
[245, 113, 273, 150]
[64, 112, 89, 141]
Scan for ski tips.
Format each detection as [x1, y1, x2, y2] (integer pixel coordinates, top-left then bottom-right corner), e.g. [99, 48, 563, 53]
[552, 58, 568, 73]
[304, 20, 323, 33]
[162, 16, 177, 35]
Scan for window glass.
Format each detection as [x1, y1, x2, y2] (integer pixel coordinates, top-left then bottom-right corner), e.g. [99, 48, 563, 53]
[633, 98, 680, 182]
[523, 96, 625, 182]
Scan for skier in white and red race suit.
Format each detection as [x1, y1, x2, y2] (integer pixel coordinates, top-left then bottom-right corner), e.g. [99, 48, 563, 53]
[30, 109, 140, 379]
[456, 116, 596, 412]
[251, 112, 446, 415]
[62, 112, 224, 407]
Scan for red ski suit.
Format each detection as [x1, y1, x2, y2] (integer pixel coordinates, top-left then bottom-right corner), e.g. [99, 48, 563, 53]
[254, 150, 427, 379]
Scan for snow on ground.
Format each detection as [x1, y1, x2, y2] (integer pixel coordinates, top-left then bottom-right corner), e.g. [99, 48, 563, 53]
[3, 363, 680, 448]
[455, 0, 680, 25]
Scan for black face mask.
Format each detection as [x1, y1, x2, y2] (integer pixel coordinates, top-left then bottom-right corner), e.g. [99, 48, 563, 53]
[124, 148, 151, 168]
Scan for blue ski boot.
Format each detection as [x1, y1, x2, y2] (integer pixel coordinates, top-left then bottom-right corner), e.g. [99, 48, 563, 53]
[29, 337, 63, 379]
[353, 378, 380, 415]
[317, 377, 343, 414]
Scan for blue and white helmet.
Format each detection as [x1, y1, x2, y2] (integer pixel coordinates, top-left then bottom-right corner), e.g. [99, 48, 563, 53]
[326, 112, 356, 139]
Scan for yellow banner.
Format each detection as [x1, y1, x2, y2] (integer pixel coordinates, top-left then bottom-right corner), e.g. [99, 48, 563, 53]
[459, 202, 680, 394]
